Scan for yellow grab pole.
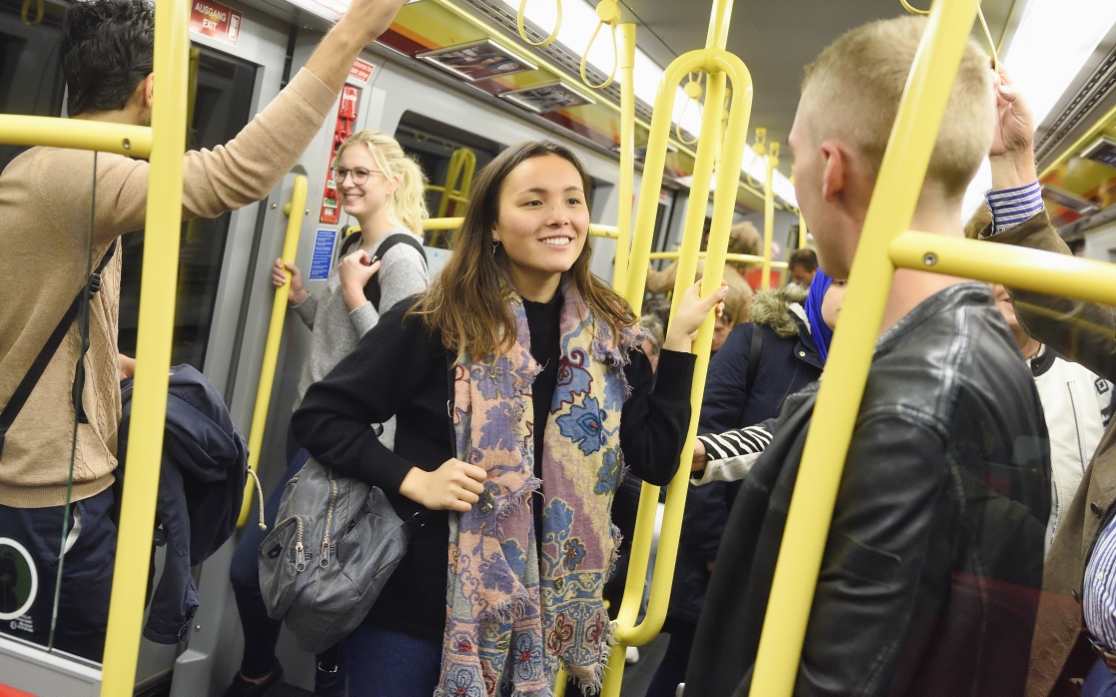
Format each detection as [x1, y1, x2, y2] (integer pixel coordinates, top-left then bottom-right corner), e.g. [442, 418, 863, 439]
[648, 251, 788, 269]
[99, 0, 190, 695]
[747, 0, 981, 695]
[0, 115, 151, 157]
[603, 11, 751, 697]
[613, 22, 637, 290]
[798, 207, 807, 250]
[755, 130, 777, 289]
[236, 176, 309, 527]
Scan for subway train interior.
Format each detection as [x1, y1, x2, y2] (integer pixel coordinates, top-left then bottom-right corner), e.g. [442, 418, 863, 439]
[3, 0, 1116, 695]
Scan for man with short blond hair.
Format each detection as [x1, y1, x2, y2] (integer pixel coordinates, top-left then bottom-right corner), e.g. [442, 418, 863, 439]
[684, 16, 1050, 697]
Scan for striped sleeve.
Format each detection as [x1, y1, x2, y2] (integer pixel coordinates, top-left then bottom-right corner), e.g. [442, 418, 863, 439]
[697, 425, 773, 461]
[1084, 510, 1116, 650]
[985, 181, 1044, 235]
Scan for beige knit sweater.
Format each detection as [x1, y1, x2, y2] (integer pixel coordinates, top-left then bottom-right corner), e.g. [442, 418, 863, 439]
[0, 68, 338, 507]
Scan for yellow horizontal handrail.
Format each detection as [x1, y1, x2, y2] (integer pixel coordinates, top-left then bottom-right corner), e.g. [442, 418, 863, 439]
[647, 250, 788, 269]
[237, 175, 309, 528]
[892, 230, 1116, 302]
[0, 115, 152, 158]
[99, 0, 190, 694]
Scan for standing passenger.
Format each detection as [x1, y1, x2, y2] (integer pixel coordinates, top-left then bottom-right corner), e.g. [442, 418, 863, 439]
[0, 0, 408, 662]
[224, 131, 429, 697]
[685, 17, 1050, 697]
[292, 141, 725, 697]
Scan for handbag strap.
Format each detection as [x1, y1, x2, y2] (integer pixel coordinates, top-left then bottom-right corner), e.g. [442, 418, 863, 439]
[746, 323, 763, 391]
[0, 239, 118, 457]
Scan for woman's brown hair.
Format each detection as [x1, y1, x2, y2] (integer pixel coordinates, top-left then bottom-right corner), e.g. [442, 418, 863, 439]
[409, 141, 636, 360]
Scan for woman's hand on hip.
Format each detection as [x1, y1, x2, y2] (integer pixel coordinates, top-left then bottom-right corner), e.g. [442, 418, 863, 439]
[664, 280, 728, 352]
[399, 459, 488, 512]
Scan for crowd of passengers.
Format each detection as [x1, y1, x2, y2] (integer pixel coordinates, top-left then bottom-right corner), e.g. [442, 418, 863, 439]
[5, 1, 1116, 696]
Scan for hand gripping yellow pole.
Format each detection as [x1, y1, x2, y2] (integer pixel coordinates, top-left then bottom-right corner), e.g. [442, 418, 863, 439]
[602, 1, 753, 694]
[99, 1, 190, 695]
[612, 23, 637, 291]
[747, 0, 981, 694]
[236, 176, 309, 528]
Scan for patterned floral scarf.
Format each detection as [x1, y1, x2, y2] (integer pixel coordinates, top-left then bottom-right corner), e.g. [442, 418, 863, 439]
[435, 279, 642, 697]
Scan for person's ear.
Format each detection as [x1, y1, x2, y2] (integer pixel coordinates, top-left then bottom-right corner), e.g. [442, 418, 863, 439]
[819, 141, 846, 202]
[141, 73, 154, 109]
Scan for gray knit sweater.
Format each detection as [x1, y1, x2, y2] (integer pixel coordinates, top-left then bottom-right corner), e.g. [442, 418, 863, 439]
[291, 227, 429, 449]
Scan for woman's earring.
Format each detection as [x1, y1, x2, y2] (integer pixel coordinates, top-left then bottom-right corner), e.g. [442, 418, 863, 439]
[492, 239, 500, 254]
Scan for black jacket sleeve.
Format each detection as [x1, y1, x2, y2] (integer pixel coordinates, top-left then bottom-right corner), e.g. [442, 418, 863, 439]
[291, 302, 435, 495]
[699, 323, 756, 434]
[620, 348, 695, 486]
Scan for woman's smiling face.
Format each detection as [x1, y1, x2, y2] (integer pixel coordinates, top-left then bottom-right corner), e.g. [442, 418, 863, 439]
[492, 154, 589, 294]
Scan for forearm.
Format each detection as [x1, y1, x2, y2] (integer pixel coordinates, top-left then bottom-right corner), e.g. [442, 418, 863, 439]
[303, 15, 376, 94]
[989, 151, 1038, 191]
[620, 350, 695, 486]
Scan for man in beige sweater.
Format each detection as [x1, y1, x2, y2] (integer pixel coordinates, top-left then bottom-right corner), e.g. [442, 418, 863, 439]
[0, 0, 406, 662]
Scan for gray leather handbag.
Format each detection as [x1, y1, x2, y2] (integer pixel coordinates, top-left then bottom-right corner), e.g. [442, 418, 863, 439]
[258, 457, 413, 653]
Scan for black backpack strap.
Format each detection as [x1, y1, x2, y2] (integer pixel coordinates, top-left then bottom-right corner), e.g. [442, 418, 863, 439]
[746, 323, 763, 390]
[0, 239, 118, 457]
[363, 233, 427, 312]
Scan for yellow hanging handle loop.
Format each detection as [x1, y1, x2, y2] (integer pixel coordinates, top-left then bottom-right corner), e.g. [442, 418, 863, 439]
[518, 0, 562, 47]
[676, 73, 703, 145]
[21, 0, 43, 26]
[901, 0, 998, 68]
[579, 0, 620, 90]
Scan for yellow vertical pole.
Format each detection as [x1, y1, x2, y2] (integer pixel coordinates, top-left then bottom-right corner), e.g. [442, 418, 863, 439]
[798, 208, 807, 250]
[746, 0, 981, 694]
[237, 176, 309, 527]
[99, 0, 190, 694]
[757, 131, 776, 289]
[612, 22, 637, 290]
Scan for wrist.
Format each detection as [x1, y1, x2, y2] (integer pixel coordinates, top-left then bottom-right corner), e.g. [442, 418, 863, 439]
[399, 467, 426, 503]
[342, 284, 365, 310]
[989, 151, 1038, 190]
[663, 331, 691, 353]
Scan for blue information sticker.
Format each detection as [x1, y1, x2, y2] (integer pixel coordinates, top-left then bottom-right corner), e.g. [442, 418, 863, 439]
[308, 229, 337, 281]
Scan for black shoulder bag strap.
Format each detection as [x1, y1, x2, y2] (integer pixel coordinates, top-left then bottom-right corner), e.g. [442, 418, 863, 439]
[362, 234, 427, 312]
[0, 239, 118, 457]
[746, 323, 763, 390]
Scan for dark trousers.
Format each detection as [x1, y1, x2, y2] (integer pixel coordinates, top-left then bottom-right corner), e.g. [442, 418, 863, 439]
[344, 623, 442, 697]
[228, 436, 346, 695]
[0, 486, 116, 662]
[645, 620, 697, 697]
[1084, 656, 1116, 697]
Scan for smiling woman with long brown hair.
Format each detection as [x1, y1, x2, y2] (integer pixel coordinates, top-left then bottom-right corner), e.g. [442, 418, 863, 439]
[292, 140, 725, 697]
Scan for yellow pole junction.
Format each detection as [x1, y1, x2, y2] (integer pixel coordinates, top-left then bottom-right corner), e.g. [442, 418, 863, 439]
[99, 0, 191, 695]
[236, 176, 309, 528]
[746, 0, 982, 694]
[435, 147, 476, 218]
[602, 0, 753, 694]
[754, 127, 777, 288]
[612, 22, 637, 290]
[792, 164, 808, 250]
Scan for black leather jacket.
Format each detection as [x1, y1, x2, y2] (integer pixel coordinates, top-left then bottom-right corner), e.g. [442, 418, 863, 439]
[685, 283, 1051, 697]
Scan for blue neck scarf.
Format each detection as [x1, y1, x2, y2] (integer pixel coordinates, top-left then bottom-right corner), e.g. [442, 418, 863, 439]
[803, 269, 834, 363]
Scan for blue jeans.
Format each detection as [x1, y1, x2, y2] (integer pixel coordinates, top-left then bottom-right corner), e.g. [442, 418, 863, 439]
[0, 486, 116, 662]
[229, 437, 347, 695]
[344, 623, 442, 697]
[1084, 656, 1116, 697]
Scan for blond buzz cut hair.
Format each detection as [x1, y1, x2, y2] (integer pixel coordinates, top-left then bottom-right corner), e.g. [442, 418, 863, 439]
[800, 15, 994, 197]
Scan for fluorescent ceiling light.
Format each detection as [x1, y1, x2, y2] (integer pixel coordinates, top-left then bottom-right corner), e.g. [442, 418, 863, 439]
[962, 0, 1116, 220]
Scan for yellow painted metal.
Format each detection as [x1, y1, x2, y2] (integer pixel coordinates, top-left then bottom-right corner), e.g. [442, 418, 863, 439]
[436, 147, 476, 218]
[754, 128, 777, 288]
[613, 23, 637, 290]
[891, 231, 1116, 302]
[603, 1, 751, 694]
[0, 115, 151, 157]
[554, 666, 568, 697]
[99, 0, 190, 694]
[647, 251, 789, 269]
[517, 0, 561, 47]
[799, 208, 808, 250]
[237, 176, 309, 528]
[746, 0, 982, 694]
[1040, 100, 1116, 179]
[579, 0, 620, 90]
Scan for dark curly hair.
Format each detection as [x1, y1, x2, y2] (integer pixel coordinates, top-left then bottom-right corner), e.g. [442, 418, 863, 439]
[61, 0, 154, 117]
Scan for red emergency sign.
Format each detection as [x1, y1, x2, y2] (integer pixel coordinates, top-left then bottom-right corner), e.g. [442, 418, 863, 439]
[190, 1, 243, 47]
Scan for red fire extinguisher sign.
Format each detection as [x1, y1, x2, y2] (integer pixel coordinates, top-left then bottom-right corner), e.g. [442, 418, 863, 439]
[320, 85, 360, 224]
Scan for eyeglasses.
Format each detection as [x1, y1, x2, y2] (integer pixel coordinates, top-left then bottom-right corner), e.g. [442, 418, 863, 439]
[330, 167, 383, 186]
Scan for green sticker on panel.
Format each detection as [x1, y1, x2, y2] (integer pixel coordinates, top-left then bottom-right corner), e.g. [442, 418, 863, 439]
[0, 538, 37, 621]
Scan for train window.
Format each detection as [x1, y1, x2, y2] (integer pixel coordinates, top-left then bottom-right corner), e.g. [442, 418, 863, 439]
[116, 47, 257, 369]
[394, 110, 502, 246]
[0, 0, 66, 171]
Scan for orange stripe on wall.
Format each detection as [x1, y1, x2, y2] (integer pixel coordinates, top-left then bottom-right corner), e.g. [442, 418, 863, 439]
[390, 23, 437, 51]
[0, 684, 36, 697]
